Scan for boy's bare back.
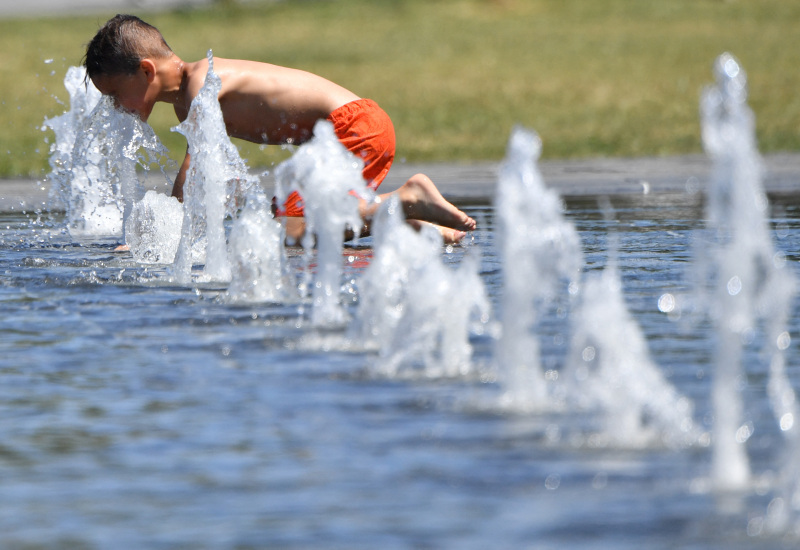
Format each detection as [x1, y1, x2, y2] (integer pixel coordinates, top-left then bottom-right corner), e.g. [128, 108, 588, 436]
[178, 57, 360, 146]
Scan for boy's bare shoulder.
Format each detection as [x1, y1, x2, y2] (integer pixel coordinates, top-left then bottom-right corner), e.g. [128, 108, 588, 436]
[181, 57, 280, 99]
[171, 58, 212, 121]
[184, 58, 212, 99]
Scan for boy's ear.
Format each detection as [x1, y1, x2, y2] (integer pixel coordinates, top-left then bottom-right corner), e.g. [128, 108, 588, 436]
[140, 59, 157, 82]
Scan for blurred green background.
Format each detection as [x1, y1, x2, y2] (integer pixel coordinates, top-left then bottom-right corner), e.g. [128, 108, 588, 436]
[1, 0, 799, 178]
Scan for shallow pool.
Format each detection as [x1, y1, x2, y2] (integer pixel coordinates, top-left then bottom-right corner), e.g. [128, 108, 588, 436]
[1, 191, 799, 549]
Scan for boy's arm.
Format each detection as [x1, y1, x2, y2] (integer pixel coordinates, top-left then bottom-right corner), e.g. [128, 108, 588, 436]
[171, 101, 192, 202]
[171, 146, 191, 202]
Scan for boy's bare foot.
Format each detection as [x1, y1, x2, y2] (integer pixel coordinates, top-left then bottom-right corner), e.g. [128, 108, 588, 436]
[397, 174, 477, 231]
[114, 244, 130, 252]
[406, 219, 467, 245]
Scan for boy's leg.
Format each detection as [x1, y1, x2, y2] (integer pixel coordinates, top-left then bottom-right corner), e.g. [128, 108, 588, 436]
[283, 174, 474, 246]
[283, 217, 466, 246]
[362, 173, 476, 232]
[285, 217, 306, 245]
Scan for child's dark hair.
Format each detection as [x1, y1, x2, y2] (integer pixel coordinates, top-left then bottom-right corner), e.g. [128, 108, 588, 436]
[83, 14, 173, 80]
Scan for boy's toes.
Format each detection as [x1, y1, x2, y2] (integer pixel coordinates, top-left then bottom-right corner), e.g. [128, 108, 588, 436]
[441, 227, 467, 245]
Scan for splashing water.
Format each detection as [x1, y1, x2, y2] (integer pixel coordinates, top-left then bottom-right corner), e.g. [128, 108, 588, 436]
[42, 67, 168, 239]
[494, 127, 582, 411]
[124, 190, 183, 264]
[274, 119, 371, 326]
[225, 196, 293, 304]
[492, 127, 693, 447]
[563, 262, 697, 448]
[700, 52, 800, 524]
[171, 51, 261, 284]
[700, 54, 796, 498]
[352, 196, 489, 378]
[42, 66, 101, 212]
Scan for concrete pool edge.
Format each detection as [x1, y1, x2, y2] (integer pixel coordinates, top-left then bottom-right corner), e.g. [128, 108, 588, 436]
[381, 153, 800, 200]
[2, 153, 800, 213]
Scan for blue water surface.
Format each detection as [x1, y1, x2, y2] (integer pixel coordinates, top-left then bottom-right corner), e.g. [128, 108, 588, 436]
[0, 193, 799, 549]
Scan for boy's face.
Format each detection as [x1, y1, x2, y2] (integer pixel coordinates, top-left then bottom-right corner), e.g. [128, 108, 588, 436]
[92, 69, 155, 121]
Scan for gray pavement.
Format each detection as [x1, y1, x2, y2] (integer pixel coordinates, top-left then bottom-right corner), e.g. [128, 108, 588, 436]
[3, 153, 800, 214]
[381, 153, 800, 200]
[0, 0, 214, 18]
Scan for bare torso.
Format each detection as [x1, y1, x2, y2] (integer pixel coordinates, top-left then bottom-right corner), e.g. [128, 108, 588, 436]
[175, 57, 360, 145]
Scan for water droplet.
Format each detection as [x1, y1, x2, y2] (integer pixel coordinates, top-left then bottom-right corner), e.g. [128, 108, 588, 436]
[544, 474, 561, 490]
[568, 281, 579, 295]
[722, 56, 740, 79]
[592, 472, 608, 490]
[746, 516, 764, 537]
[727, 275, 742, 296]
[658, 293, 675, 313]
[735, 421, 753, 443]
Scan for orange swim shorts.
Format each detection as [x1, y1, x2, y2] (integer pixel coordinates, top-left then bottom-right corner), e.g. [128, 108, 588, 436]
[280, 98, 396, 217]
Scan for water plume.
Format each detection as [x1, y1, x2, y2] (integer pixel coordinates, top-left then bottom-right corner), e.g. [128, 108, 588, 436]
[494, 126, 582, 410]
[352, 196, 489, 378]
[700, 53, 800, 526]
[43, 67, 168, 239]
[563, 263, 696, 448]
[274, 119, 370, 326]
[225, 193, 293, 304]
[171, 51, 260, 284]
[124, 190, 183, 264]
[42, 66, 101, 212]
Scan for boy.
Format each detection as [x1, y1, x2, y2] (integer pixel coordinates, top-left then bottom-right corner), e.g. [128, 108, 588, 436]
[84, 14, 476, 244]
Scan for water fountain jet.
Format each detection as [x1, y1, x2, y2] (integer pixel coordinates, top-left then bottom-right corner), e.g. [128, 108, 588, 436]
[700, 53, 799, 515]
[171, 51, 261, 285]
[493, 126, 582, 411]
[43, 67, 168, 240]
[352, 196, 488, 378]
[274, 119, 371, 327]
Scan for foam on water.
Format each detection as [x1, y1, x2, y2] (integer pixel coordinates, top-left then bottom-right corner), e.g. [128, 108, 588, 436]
[700, 53, 800, 526]
[274, 119, 371, 326]
[352, 196, 489, 378]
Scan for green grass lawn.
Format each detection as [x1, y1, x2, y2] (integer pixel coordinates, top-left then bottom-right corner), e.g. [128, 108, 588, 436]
[1, 0, 799, 178]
